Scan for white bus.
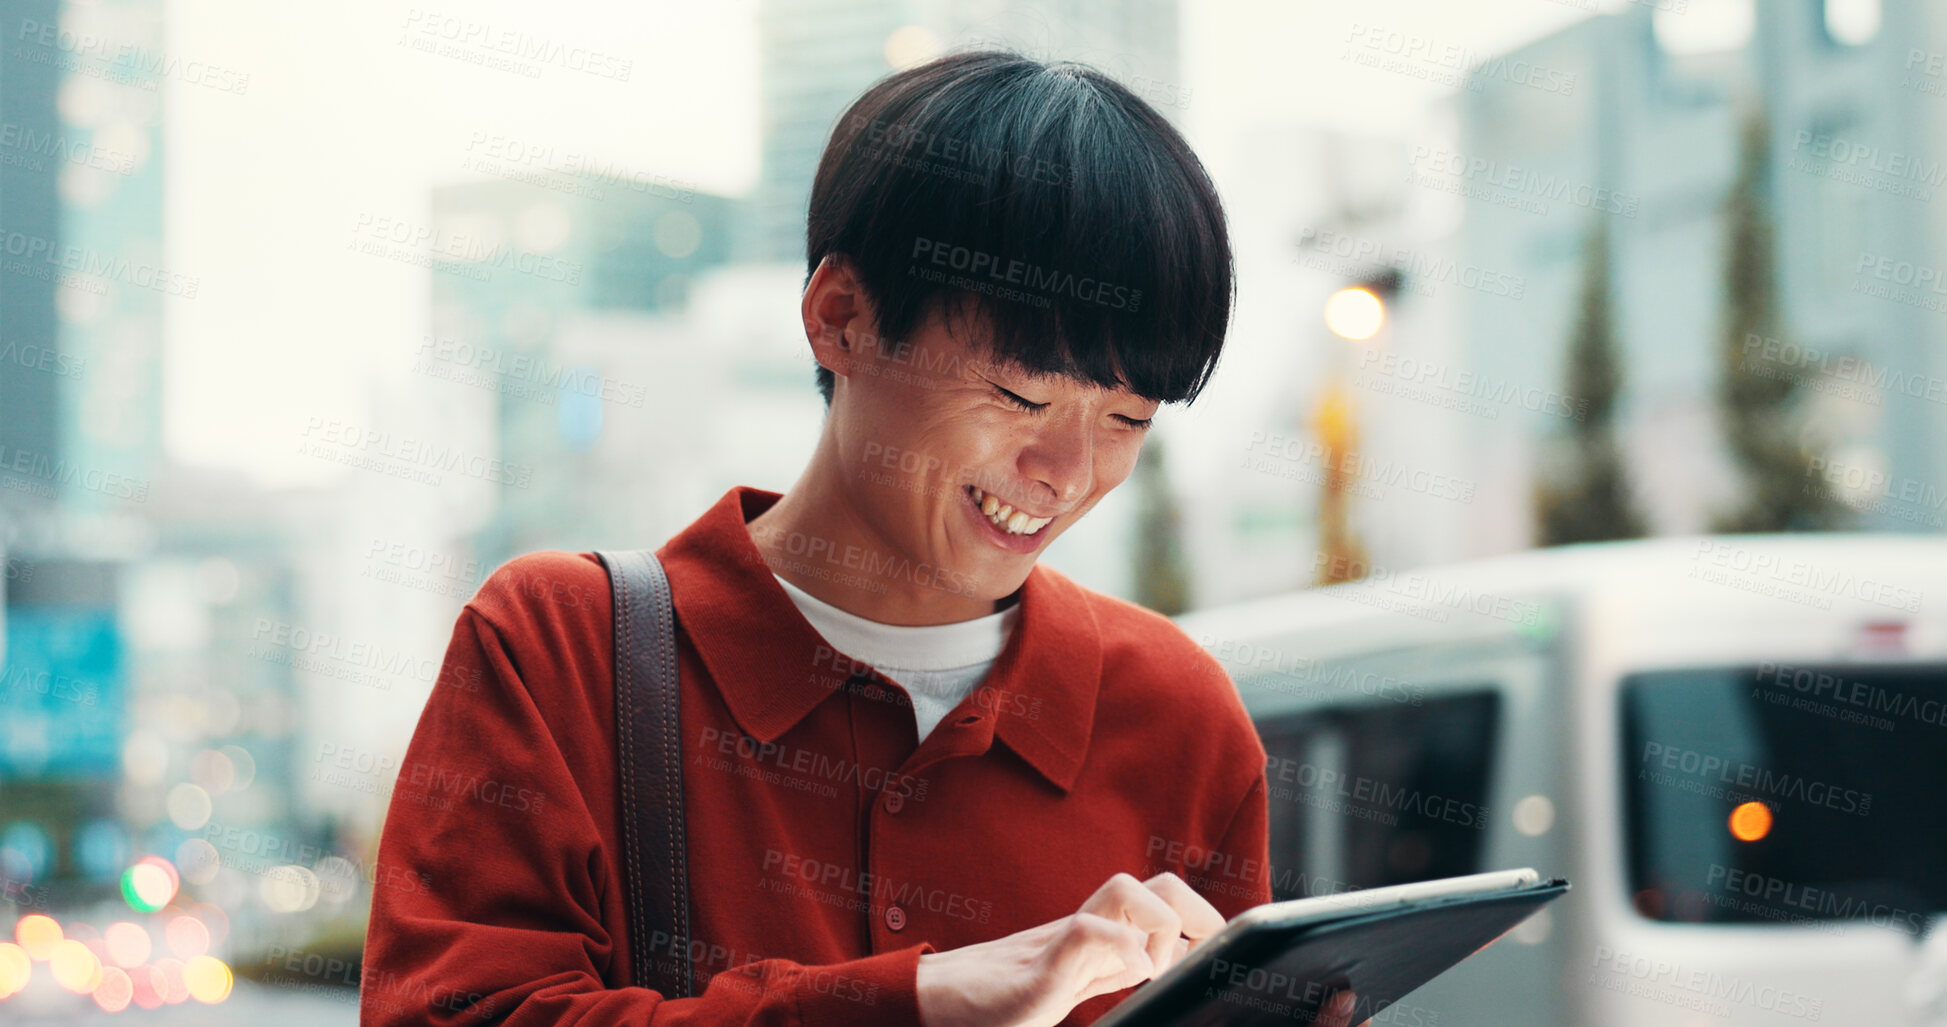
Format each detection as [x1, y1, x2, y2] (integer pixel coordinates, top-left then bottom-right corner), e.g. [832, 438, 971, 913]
[1175, 534, 1947, 1026]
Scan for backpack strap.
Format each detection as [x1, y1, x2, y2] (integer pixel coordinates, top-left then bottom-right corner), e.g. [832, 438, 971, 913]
[596, 548, 693, 999]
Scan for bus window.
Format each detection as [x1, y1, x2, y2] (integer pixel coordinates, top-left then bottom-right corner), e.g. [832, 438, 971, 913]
[1621, 663, 1947, 932]
[1256, 690, 1502, 900]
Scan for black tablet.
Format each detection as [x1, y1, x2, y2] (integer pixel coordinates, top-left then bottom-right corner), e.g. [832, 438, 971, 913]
[1094, 868, 1571, 1026]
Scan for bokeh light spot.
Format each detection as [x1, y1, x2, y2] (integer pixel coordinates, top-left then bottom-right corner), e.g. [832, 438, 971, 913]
[177, 837, 221, 884]
[219, 745, 256, 790]
[50, 938, 103, 993]
[167, 783, 213, 830]
[154, 957, 188, 1003]
[165, 916, 210, 960]
[104, 921, 151, 966]
[15, 914, 62, 959]
[130, 962, 165, 1008]
[261, 864, 321, 913]
[1324, 287, 1385, 340]
[123, 856, 180, 911]
[0, 942, 31, 996]
[1729, 801, 1773, 842]
[93, 964, 133, 1011]
[189, 748, 237, 794]
[183, 955, 232, 1003]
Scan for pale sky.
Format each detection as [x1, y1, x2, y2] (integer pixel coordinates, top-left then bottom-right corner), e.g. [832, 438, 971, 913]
[160, 0, 1599, 484]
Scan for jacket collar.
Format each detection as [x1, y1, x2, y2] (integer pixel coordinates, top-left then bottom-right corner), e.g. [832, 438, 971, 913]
[656, 486, 1101, 793]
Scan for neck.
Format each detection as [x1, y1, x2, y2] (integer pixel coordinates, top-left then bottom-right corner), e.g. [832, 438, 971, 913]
[747, 439, 1006, 626]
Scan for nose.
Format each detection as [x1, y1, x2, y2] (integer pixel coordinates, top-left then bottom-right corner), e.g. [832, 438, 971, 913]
[1015, 408, 1093, 509]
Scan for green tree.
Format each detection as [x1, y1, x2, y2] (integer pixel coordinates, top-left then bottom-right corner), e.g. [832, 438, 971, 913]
[1131, 434, 1192, 614]
[1535, 217, 1649, 544]
[1711, 106, 1851, 532]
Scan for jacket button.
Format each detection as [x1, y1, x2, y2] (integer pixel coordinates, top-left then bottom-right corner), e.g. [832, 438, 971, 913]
[884, 791, 904, 814]
[885, 905, 907, 931]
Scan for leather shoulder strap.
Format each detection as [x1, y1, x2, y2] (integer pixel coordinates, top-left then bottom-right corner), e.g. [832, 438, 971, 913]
[595, 548, 693, 999]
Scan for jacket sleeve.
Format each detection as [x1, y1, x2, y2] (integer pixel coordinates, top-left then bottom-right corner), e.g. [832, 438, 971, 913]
[1209, 772, 1275, 917]
[358, 597, 935, 1026]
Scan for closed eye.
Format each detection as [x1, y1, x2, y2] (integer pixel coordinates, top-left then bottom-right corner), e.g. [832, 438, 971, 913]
[993, 386, 1047, 413]
[993, 382, 1152, 429]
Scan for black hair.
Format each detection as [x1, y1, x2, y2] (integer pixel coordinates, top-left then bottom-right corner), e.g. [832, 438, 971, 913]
[806, 49, 1233, 408]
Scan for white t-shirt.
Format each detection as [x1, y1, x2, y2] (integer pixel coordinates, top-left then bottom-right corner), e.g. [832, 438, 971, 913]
[771, 572, 1019, 744]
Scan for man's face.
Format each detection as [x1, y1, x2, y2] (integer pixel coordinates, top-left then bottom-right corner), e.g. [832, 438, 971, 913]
[833, 304, 1161, 602]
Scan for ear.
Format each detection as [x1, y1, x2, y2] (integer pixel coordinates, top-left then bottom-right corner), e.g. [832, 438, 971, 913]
[801, 254, 880, 382]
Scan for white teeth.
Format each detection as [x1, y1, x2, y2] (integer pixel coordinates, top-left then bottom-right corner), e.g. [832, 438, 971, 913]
[967, 485, 1051, 536]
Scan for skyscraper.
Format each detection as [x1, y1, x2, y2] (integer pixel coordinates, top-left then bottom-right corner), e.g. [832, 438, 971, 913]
[1449, 1, 1946, 547]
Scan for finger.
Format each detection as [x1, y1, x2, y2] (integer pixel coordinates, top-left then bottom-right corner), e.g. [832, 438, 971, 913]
[1316, 989, 1355, 1027]
[1077, 874, 1186, 975]
[1140, 872, 1227, 946]
[1050, 913, 1156, 1003]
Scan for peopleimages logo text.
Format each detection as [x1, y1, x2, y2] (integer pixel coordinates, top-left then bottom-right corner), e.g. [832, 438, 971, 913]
[909, 237, 1142, 312]
[1407, 147, 1639, 216]
[1639, 741, 1871, 815]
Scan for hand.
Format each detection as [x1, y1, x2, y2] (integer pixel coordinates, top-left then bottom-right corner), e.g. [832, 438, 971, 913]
[915, 871, 1224, 1027]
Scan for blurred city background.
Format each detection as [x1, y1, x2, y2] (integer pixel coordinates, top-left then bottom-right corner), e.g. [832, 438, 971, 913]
[2, 0, 1944, 1021]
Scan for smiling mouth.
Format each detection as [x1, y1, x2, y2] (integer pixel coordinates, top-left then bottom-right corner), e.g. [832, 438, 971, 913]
[965, 485, 1054, 536]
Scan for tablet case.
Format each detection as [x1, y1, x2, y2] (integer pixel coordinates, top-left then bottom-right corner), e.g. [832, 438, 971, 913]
[1095, 878, 1570, 1026]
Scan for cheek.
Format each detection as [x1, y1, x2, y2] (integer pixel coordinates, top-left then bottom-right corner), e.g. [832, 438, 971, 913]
[914, 413, 1017, 473]
[1096, 439, 1147, 491]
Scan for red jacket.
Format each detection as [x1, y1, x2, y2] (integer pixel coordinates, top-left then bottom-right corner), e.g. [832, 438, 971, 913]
[360, 485, 1272, 1025]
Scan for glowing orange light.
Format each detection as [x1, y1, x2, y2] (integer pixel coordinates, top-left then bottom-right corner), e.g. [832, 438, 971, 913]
[15, 915, 62, 960]
[1729, 801, 1773, 842]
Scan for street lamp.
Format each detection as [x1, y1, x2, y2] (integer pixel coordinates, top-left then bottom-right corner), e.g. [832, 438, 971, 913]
[1324, 267, 1400, 342]
[1323, 286, 1385, 341]
[1311, 270, 1399, 585]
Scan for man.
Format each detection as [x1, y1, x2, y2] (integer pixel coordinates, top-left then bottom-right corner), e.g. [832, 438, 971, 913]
[361, 50, 1363, 1026]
